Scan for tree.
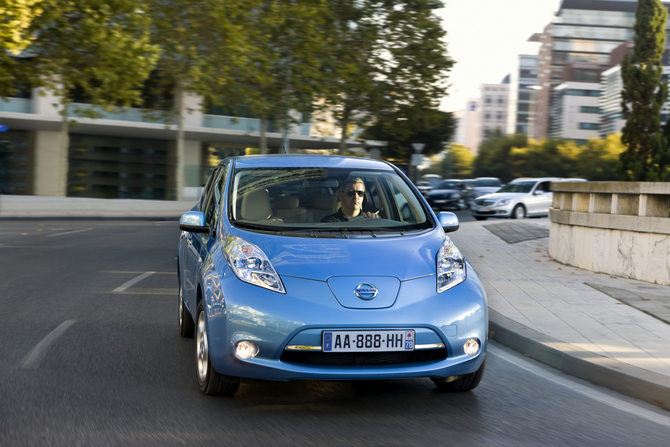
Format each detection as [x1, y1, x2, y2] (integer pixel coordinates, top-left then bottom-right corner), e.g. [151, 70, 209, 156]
[360, 108, 454, 161]
[439, 143, 473, 179]
[147, 0, 255, 199]
[618, 0, 670, 181]
[0, 0, 43, 97]
[25, 0, 159, 196]
[231, 0, 333, 154]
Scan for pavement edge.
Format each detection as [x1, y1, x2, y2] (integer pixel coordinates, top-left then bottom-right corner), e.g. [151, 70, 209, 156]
[489, 308, 670, 411]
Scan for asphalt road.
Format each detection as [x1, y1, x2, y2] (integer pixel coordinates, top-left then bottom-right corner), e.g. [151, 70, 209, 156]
[1, 220, 669, 447]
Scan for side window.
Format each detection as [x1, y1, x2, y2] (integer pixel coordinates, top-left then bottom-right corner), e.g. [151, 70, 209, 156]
[536, 181, 551, 193]
[199, 167, 220, 212]
[203, 167, 224, 226]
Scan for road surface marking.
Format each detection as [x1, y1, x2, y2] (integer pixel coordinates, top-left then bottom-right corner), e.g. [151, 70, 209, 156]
[47, 228, 93, 237]
[21, 320, 77, 369]
[113, 271, 155, 292]
[103, 271, 175, 275]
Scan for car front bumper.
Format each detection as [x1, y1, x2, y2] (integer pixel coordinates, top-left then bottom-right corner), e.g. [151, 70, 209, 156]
[202, 269, 488, 382]
[470, 203, 513, 218]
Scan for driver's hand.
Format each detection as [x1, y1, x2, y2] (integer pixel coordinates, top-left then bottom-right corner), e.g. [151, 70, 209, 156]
[361, 211, 380, 219]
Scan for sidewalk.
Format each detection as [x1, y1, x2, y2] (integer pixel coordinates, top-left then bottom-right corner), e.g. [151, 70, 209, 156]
[2, 195, 670, 409]
[449, 219, 670, 411]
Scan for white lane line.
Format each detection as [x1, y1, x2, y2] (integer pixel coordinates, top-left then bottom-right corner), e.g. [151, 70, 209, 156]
[489, 344, 670, 428]
[21, 320, 77, 369]
[113, 271, 155, 292]
[47, 228, 93, 237]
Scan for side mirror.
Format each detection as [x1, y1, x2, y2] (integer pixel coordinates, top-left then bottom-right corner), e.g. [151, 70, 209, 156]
[534, 190, 544, 195]
[179, 211, 209, 233]
[437, 212, 459, 233]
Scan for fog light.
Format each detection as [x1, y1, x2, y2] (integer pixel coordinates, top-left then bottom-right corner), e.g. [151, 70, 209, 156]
[464, 339, 479, 356]
[235, 341, 259, 360]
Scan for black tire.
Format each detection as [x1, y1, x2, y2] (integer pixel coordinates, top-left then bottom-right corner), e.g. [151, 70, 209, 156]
[178, 278, 194, 338]
[511, 204, 526, 219]
[474, 216, 487, 221]
[432, 358, 486, 392]
[195, 303, 240, 396]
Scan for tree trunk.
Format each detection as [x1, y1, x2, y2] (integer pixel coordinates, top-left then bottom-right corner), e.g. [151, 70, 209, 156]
[339, 108, 349, 155]
[175, 83, 185, 201]
[260, 118, 268, 154]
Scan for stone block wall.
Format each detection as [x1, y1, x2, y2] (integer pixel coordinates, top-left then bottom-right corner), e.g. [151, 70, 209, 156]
[549, 182, 670, 285]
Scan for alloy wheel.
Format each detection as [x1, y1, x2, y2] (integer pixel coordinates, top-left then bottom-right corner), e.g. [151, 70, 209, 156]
[196, 311, 209, 383]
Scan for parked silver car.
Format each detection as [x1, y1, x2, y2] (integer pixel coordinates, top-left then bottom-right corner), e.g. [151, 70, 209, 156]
[470, 177, 559, 221]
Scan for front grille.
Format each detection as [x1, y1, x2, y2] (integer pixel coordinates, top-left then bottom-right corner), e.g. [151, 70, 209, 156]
[280, 348, 447, 366]
[474, 199, 496, 206]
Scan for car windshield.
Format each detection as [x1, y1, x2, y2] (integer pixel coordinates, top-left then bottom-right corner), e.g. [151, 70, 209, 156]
[497, 181, 535, 193]
[229, 167, 431, 232]
[435, 181, 461, 190]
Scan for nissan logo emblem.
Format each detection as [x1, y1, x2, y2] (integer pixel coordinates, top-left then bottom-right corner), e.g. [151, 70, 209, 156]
[354, 283, 378, 300]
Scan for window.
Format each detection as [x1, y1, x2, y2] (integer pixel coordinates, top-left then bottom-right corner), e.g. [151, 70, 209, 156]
[578, 122, 599, 130]
[580, 106, 599, 114]
[496, 111, 503, 121]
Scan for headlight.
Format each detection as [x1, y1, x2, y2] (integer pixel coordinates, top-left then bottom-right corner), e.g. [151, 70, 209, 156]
[223, 236, 286, 293]
[436, 236, 466, 293]
[497, 199, 511, 206]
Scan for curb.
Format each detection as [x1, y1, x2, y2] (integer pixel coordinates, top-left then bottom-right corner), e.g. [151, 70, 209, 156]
[489, 308, 670, 410]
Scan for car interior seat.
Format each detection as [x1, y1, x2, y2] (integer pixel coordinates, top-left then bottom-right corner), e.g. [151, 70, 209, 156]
[273, 196, 307, 223]
[240, 188, 283, 223]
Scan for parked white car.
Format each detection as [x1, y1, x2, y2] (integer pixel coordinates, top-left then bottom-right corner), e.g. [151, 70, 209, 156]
[470, 177, 559, 221]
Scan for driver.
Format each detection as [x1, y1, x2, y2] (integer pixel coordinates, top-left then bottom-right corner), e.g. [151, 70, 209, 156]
[321, 177, 380, 223]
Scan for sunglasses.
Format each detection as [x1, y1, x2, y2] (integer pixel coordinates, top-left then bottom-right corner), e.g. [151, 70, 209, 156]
[346, 190, 365, 197]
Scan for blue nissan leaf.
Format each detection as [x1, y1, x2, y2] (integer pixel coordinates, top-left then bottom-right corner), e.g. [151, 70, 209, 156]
[177, 155, 488, 396]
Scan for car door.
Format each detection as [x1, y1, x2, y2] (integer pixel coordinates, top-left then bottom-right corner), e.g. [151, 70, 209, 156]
[526, 181, 552, 216]
[183, 166, 222, 308]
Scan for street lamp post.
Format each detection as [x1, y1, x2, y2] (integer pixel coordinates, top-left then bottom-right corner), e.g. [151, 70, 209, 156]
[411, 143, 425, 183]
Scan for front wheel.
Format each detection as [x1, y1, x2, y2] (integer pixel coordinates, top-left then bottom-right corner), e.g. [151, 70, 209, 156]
[432, 358, 486, 392]
[511, 204, 526, 219]
[195, 304, 240, 396]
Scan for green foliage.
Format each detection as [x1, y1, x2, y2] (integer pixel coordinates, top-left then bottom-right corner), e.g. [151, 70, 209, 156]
[439, 143, 474, 179]
[618, 0, 670, 181]
[323, 0, 453, 153]
[27, 0, 159, 112]
[146, 0, 255, 111]
[0, 0, 44, 97]
[360, 108, 454, 161]
[229, 0, 333, 134]
[473, 134, 625, 182]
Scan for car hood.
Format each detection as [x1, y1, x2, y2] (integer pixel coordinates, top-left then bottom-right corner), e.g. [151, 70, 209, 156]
[473, 187, 500, 194]
[475, 192, 524, 201]
[228, 227, 445, 281]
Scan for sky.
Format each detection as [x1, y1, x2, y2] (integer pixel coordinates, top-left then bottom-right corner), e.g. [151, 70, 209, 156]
[436, 0, 561, 112]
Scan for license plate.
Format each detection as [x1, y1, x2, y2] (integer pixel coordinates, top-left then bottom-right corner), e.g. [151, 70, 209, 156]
[322, 330, 415, 352]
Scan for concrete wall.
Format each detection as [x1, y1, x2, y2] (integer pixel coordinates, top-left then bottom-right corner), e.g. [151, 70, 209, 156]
[549, 182, 670, 285]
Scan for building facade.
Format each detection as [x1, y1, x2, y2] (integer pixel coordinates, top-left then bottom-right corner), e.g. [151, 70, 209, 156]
[0, 90, 381, 199]
[507, 54, 539, 136]
[532, 0, 642, 139]
[477, 81, 509, 151]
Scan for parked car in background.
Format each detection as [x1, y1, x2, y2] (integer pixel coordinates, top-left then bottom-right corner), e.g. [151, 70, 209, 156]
[177, 155, 488, 396]
[470, 177, 503, 201]
[470, 177, 560, 220]
[426, 179, 471, 210]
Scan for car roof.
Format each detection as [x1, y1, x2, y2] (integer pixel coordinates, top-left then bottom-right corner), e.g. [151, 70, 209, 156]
[510, 177, 561, 183]
[231, 155, 395, 170]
